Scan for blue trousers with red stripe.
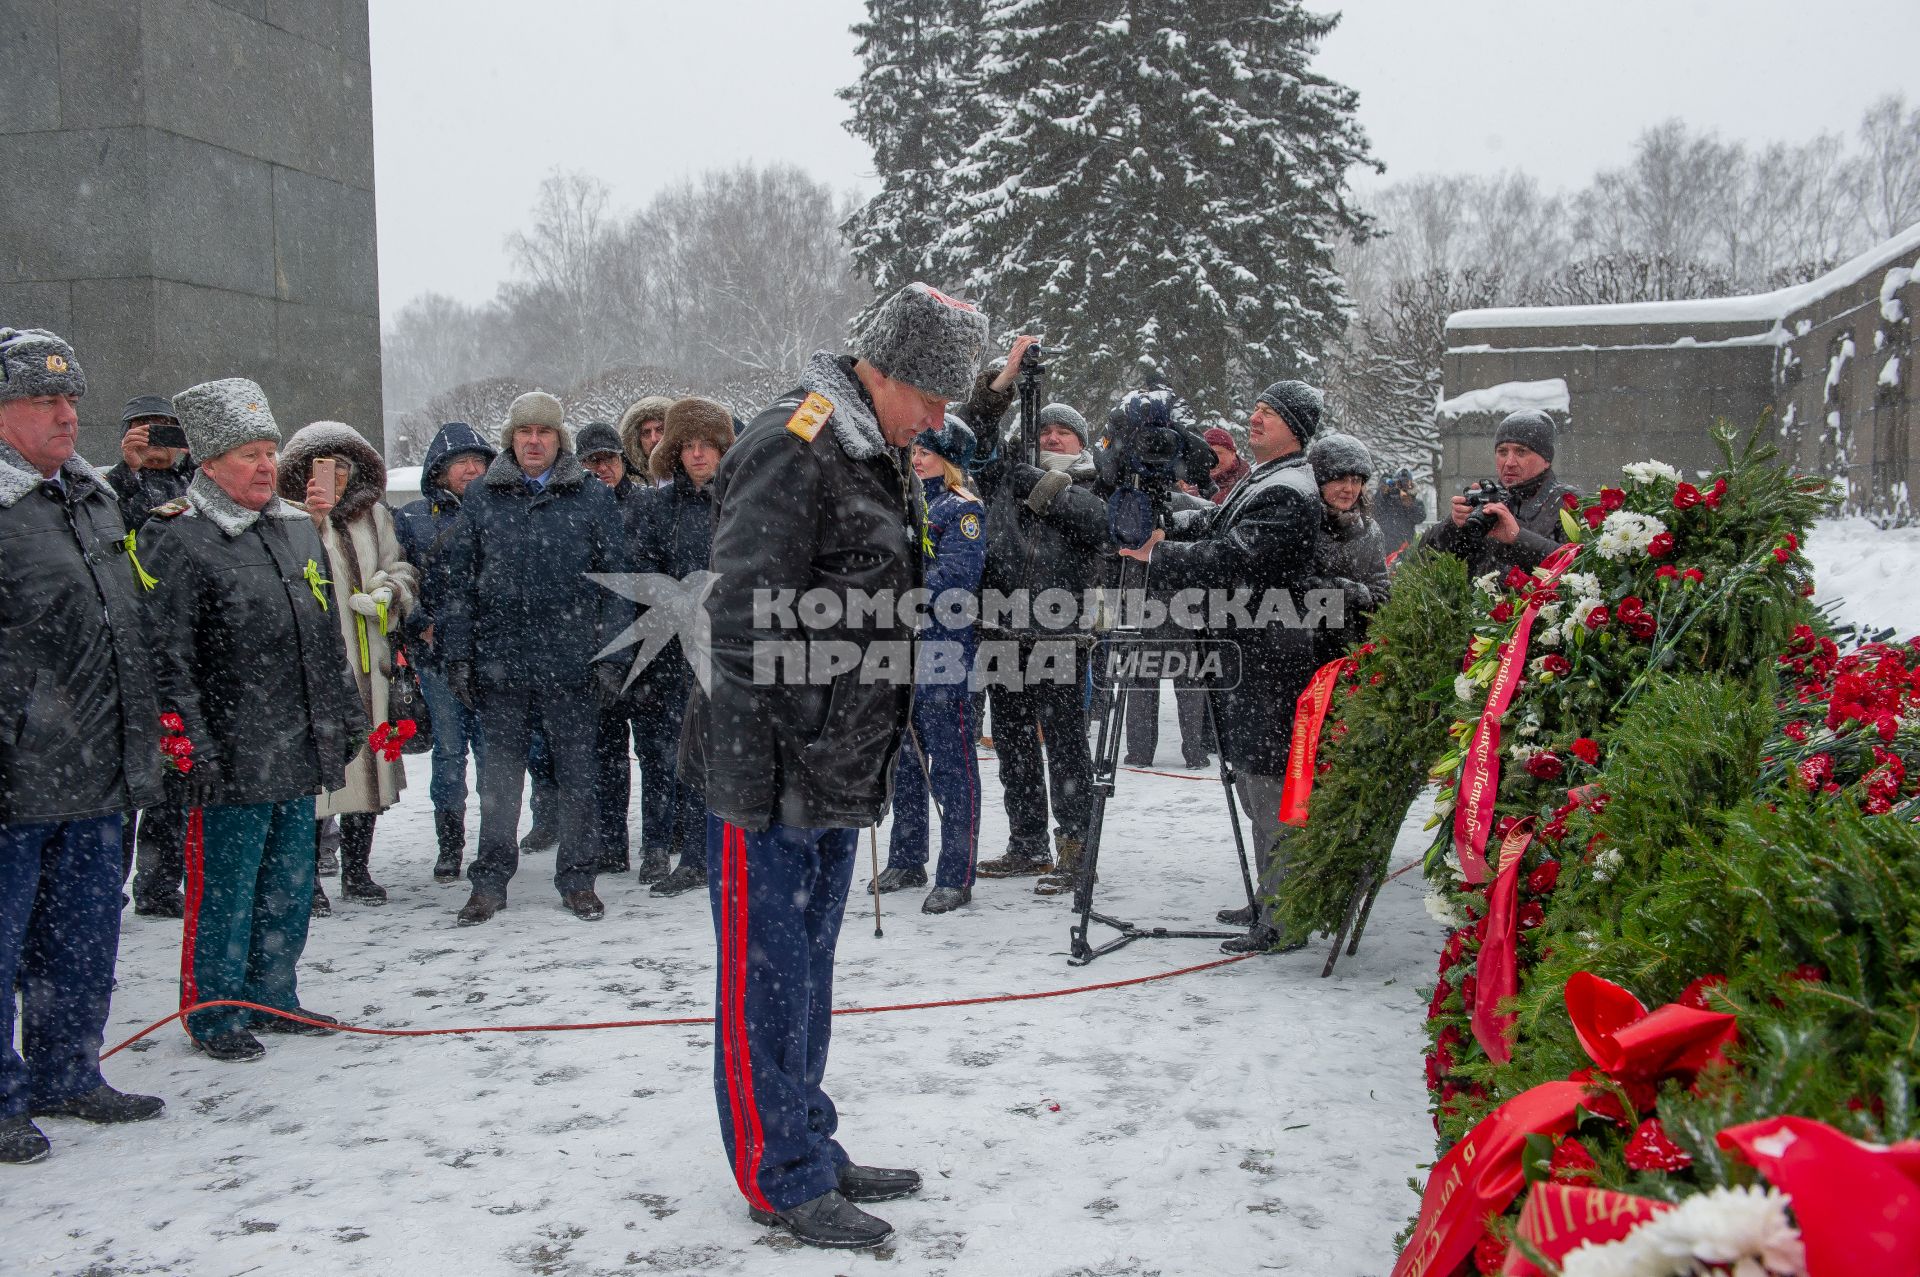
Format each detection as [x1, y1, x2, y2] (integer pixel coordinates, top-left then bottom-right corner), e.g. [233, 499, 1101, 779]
[889, 689, 979, 890]
[707, 815, 856, 1211]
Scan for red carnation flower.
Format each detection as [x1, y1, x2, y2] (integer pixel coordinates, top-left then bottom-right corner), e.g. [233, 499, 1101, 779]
[1461, 974, 1477, 1006]
[1773, 546, 1791, 563]
[1623, 1117, 1692, 1172]
[1790, 962, 1827, 984]
[1549, 1137, 1599, 1183]
[1569, 737, 1601, 765]
[1798, 753, 1834, 788]
[1489, 600, 1514, 623]
[1655, 564, 1679, 580]
[1599, 487, 1626, 512]
[1543, 653, 1572, 676]
[1782, 721, 1809, 742]
[159, 712, 185, 733]
[1518, 901, 1546, 930]
[1504, 566, 1533, 592]
[1682, 567, 1704, 584]
[1647, 531, 1675, 558]
[1526, 752, 1565, 781]
[1562, 491, 1580, 510]
[1428, 978, 1453, 1018]
[1703, 477, 1727, 508]
[1627, 614, 1658, 640]
[1585, 604, 1611, 629]
[1672, 482, 1702, 510]
[1617, 595, 1647, 623]
[1473, 1233, 1508, 1275]
[1526, 859, 1561, 894]
[1583, 503, 1607, 529]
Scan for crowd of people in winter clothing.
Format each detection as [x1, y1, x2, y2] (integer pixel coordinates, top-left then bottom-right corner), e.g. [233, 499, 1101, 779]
[0, 292, 1576, 1247]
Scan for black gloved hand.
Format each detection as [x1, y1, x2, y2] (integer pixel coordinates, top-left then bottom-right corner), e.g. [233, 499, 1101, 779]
[593, 661, 628, 707]
[1335, 577, 1373, 613]
[1026, 468, 1073, 514]
[447, 660, 476, 711]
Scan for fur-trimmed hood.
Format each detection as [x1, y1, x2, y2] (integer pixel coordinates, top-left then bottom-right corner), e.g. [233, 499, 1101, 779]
[483, 444, 589, 493]
[618, 395, 676, 471]
[276, 421, 388, 525]
[0, 440, 113, 509]
[799, 351, 889, 462]
[649, 397, 736, 482]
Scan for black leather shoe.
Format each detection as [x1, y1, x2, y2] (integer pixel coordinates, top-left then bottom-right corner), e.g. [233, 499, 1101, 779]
[0, 1115, 50, 1164]
[1216, 904, 1255, 927]
[1220, 923, 1306, 955]
[837, 1162, 922, 1203]
[134, 893, 185, 919]
[871, 865, 927, 894]
[29, 1085, 164, 1124]
[519, 824, 559, 854]
[650, 861, 706, 897]
[457, 891, 506, 926]
[193, 1030, 266, 1063]
[563, 889, 605, 921]
[920, 886, 971, 914]
[432, 848, 463, 885]
[747, 1189, 893, 1249]
[254, 1009, 340, 1036]
[634, 848, 671, 884]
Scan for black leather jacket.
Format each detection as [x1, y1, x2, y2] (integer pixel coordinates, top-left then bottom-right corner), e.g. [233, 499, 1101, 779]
[1420, 468, 1579, 578]
[680, 353, 922, 833]
[139, 474, 369, 807]
[0, 445, 164, 821]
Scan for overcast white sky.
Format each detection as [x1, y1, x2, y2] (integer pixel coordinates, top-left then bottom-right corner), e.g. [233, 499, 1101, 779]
[369, 0, 1920, 320]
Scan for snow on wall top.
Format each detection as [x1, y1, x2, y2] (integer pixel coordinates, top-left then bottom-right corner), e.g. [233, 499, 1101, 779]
[1447, 222, 1920, 333]
[1437, 378, 1570, 420]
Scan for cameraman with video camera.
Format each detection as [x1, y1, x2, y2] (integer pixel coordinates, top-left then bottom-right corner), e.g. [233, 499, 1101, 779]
[1118, 380, 1324, 954]
[1419, 409, 1577, 577]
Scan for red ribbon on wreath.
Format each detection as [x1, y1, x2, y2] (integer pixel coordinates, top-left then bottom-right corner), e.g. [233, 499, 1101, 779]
[1393, 972, 1737, 1277]
[369, 719, 417, 763]
[158, 712, 195, 775]
[1277, 656, 1353, 827]
[1497, 1181, 1672, 1276]
[1471, 821, 1536, 1062]
[1719, 1115, 1920, 1276]
[1454, 542, 1581, 884]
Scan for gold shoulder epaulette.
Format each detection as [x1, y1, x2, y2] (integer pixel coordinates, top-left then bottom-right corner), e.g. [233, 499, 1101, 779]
[785, 393, 833, 443]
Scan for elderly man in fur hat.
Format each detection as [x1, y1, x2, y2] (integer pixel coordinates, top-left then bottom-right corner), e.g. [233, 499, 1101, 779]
[438, 391, 634, 925]
[0, 328, 167, 1162]
[139, 378, 368, 1063]
[681, 283, 988, 1249]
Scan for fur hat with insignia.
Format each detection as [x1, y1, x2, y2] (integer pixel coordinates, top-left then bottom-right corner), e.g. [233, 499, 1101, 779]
[0, 328, 86, 401]
[172, 377, 280, 461]
[850, 282, 992, 402]
[502, 390, 570, 452]
[651, 397, 736, 482]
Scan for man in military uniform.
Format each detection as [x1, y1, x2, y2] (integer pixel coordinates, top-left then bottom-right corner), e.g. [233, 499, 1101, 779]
[680, 282, 989, 1249]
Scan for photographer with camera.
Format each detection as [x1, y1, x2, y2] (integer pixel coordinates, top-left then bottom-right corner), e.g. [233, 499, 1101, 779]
[1119, 380, 1324, 954]
[1419, 409, 1577, 577]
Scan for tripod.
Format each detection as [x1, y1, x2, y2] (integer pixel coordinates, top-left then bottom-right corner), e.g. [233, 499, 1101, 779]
[1066, 542, 1261, 965]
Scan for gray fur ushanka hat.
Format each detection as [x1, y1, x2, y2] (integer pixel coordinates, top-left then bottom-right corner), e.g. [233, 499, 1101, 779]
[172, 378, 280, 460]
[0, 328, 87, 401]
[850, 282, 992, 402]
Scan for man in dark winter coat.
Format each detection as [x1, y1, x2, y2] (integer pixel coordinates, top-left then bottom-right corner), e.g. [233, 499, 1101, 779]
[1122, 379, 1327, 954]
[393, 420, 497, 884]
[0, 328, 167, 1164]
[973, 398, 1114, 895]
[105, 394, 197, 916]
[1419, 409, 1578, 577]
[140, 377, 369, 1063]
[631, 399, 732, 897]
[1375, 467, 1425, 555]
[576, 420, 645, 876]
[680, 282, 989, 1250]
[439, 391, 634, 925]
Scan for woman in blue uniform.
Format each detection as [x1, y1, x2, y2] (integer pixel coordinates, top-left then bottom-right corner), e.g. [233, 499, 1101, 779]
[875, 415, 986, 914]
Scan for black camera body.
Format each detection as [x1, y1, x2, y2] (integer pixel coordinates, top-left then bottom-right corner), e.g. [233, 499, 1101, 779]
[1460, 480, 1513, 537]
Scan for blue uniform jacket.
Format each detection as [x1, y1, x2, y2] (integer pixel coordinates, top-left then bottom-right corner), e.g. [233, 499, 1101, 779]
[920, 476, 985, 690]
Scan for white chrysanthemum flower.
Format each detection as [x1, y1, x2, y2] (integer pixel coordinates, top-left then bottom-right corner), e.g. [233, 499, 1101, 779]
[1591, 847, 1624, 881]
[1594, 510, 1670, 561]
[1623, 460, 1682, 486]
[1473, 570, 1502, 597]
[1423, 890, 1467, 928]
[1454, 673, 1477, 703]
[1508, 742, 1547, 763]
[1537, 602, 1563, 627]
[1559, 1186, 1806, 1277]
[1561, 572, 1604, 603]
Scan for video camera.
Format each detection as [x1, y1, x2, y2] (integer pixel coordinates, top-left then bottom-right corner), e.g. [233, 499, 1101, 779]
[1105, 388, 1207, 548]
[1459, 480, 1514, 538]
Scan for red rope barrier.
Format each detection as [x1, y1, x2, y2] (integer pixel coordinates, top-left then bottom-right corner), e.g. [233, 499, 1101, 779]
[102, 952, 1258, 1060]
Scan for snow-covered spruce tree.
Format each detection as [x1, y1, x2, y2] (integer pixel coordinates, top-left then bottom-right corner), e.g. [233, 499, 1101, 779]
[935, 0, 1377, 414]
[840, 0, 993, 318]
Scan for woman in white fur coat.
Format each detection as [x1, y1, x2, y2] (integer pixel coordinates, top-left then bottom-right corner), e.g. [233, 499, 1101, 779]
[278, 421, 420, 908]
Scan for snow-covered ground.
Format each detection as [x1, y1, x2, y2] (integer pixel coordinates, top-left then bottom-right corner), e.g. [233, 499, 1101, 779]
[12, 695, 1443, 1277]
[1806, 515, 1920, 639]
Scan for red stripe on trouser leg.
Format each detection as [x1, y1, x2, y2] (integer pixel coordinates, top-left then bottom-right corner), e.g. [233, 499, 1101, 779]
[718, 822, 753, 1203]
[730, 823, 774, 1212]
[178, 807, 206, 1032]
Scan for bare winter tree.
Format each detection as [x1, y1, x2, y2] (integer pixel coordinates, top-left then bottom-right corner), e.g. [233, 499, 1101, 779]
[389, 375, 532, 466]
[1851, 93, 1920, 241]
